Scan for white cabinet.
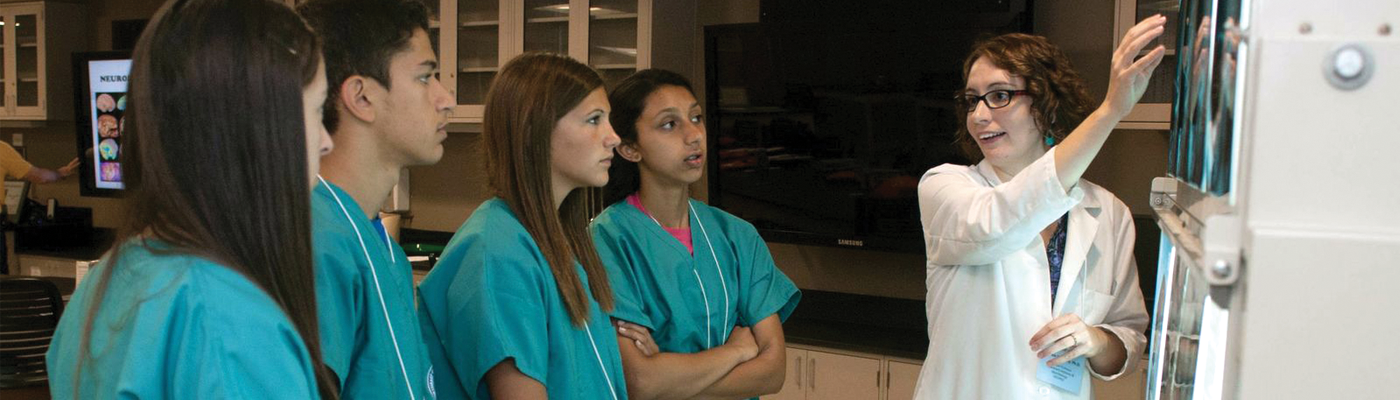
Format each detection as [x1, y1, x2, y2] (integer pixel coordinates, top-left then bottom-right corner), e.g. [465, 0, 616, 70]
[883, 359, 922, 400]
[0, 1, 85, 121]
[766, 349, 806, 400]
[433, 0, 691, 123]
[766, 345, 1145, 400]
[765, 345, 910, 400]
[434, 0, 502, 122]
[278, 0, 694, 125]
[807, 350, 881, 400]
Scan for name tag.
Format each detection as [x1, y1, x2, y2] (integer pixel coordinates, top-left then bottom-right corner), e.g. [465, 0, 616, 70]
[1036, 353, 1085, 395]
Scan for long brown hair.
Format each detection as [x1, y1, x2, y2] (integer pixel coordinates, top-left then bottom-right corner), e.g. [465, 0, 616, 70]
[74, 0, 339, 398]
[956, 33, 1095, 162]
[482, 52, 614, 326]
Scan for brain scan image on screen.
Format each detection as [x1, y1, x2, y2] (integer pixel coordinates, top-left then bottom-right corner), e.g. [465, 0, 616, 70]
[100, 162, 123, 182]
[99, 139, 120, 161]
[96, 93, 117, 113]
[98, 114, 120, 138]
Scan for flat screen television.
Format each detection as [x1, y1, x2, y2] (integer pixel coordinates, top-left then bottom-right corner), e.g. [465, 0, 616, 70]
[72, 51, 132, 198]
[705, 0, 1032, 253]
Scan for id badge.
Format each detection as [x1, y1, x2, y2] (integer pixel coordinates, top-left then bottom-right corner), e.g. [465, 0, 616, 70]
[1036, 353, 1086, 395]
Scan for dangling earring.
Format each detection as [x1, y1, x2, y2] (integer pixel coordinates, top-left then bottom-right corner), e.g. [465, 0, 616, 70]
[1045, 135, 1055, 146]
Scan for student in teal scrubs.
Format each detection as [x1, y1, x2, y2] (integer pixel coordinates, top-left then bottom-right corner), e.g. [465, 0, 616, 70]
[297, 0, 452, 398]
[416, 52, 626, 400]
[590, 69, 801, 400]
[45, 0, 338, 398]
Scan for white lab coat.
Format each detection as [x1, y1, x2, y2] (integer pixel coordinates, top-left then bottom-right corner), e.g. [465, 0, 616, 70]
[912, 148, 1148, 400]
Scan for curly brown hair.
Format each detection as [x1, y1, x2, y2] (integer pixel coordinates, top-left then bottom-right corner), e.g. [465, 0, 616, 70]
[955, 33, 1095, 162]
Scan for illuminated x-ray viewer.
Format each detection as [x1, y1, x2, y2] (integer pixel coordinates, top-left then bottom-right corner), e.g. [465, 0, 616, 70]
[1144, 0, 1399, 398]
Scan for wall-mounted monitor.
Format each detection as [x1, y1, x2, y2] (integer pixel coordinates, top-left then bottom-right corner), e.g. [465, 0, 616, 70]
[72, 51, 132, 198]
[704, 0, 1032, 253]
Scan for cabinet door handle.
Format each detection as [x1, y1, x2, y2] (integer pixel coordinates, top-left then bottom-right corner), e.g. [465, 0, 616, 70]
[795, 356, 802, 389]
[809, 358, 816, 391]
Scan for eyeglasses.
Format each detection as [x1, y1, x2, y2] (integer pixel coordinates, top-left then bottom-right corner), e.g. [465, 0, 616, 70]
[955, 90, 1030, 112]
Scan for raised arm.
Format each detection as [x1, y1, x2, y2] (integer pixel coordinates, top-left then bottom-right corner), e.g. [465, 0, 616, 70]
[920, 16, 1168, 267]
[918, 151, 1082, 266]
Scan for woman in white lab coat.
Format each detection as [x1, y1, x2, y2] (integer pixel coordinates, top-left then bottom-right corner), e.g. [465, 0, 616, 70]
[914, 16, 1168, 399]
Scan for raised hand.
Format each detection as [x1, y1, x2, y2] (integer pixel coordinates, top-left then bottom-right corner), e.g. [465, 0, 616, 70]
[1103, 15, 1169, 119]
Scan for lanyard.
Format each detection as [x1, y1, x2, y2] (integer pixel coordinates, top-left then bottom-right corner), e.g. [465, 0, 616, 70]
[640, 200, 732, 346]
[317, 175, 416, 400]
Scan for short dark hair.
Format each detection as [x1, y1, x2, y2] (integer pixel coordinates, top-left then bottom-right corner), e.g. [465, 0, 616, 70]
[956, 33, 1094, 162]
[603, 69, 697, 206]
[297, 0, 430, 132]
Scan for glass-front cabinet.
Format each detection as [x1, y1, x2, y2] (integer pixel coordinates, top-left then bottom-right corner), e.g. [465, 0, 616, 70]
[0, 2, 84, 121]
[441, 0, 505, 120]
[438, 0, 655, 123]
[523, 0, 569, 55]
[13, 12, 41, 114]
[587, 0, 642, 87]
[1, 14, 7, 111]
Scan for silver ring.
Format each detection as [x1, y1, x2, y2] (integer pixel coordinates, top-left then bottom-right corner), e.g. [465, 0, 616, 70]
[1071, 334, 1079, 347]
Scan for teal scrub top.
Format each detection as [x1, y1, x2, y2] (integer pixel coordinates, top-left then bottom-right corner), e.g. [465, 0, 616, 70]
[313, 180, 435, 399]
[45, 239, 319, 399]
[590, 199, 801, 355]
[417, 198, 628, 400]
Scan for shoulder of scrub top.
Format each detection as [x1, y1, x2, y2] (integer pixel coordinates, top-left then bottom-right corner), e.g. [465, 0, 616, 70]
[310, 214, 365, 271]
[102, 243, 305, 334]
[440, 199, 551, 269]
[102, 244, 317, 398]
[588, 201, 634, 231]
[310, 186, 368, 240]
[307, 183, 384, 281]
[690, 199, 764, 241]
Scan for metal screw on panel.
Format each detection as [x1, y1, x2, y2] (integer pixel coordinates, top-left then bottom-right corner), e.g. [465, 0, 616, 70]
[1300, 23, 1313, 34]
[1327, 44, 1375, 90]
[1382, 24, 1393, 36]
[1212, 259, 1232, 279]
[1333, 47, 1367, 80]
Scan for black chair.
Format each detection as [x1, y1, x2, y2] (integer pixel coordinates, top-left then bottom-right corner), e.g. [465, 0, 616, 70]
[0, 277, 65, 389]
